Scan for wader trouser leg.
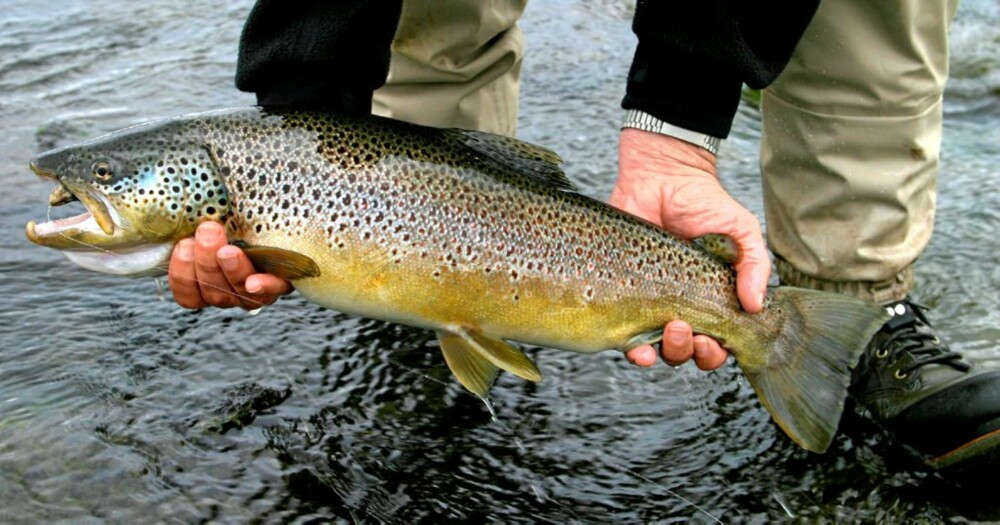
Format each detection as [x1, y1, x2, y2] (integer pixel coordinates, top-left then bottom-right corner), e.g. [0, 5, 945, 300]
[760, 0, 958, 304]
[373, 0, 527, 137]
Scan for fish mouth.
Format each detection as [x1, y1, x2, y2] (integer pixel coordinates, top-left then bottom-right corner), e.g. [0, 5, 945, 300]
[25, 162, 118, 249]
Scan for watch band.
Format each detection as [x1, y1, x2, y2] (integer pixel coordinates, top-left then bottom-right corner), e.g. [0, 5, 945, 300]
[621, 109, 721, 156]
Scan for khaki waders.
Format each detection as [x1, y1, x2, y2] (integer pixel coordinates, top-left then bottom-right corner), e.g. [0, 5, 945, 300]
[373, 0, 527, 137]
[762, 0, 958, 304]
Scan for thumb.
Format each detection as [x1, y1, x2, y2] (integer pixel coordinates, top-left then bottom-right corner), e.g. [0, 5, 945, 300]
[730, 218, 770, 314]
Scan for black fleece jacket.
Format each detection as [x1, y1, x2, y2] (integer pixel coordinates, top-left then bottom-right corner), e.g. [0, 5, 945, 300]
[236, 0, 819, 139]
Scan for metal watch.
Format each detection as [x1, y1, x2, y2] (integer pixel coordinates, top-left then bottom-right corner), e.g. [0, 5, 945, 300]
[621, 109, 721, 156]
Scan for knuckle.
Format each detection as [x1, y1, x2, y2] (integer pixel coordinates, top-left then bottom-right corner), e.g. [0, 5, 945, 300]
[255, 295, 279, 305]
[202, 290, 237, 308]
[174, 295, 204, 310]
[194, 260, 222, 275]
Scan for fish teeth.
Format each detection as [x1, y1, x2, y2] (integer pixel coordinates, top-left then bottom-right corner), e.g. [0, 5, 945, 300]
[48, 185, 76, 206]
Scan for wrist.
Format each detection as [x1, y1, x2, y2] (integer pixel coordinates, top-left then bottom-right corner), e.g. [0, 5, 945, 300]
[619, 128, 718, 178]
[621, 109, 722, 156]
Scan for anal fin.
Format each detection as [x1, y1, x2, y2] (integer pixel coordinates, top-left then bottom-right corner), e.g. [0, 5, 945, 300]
[622, 329, 664, 352]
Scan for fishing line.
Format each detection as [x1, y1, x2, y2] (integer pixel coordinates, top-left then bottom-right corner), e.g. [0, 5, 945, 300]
[604, 460, 723, 523]
[47, 203, 117, 256]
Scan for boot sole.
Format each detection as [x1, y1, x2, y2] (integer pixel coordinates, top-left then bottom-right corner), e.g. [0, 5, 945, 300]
[927, 427, 1000, 472]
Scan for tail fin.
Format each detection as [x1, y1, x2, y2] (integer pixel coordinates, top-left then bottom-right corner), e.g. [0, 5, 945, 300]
[741, 287, 889, 453]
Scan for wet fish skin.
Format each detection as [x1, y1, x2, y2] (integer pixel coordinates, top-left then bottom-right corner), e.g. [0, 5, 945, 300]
[25, 107, 888, 452]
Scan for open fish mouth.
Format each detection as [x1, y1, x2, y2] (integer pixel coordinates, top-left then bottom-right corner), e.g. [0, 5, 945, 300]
[25, 161, 117, 249]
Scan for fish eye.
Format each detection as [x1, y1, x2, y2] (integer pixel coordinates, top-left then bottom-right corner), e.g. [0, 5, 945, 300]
[92, 161, 113, 181]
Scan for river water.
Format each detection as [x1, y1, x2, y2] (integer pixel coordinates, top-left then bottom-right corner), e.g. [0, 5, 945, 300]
[1, 1, 998, 522]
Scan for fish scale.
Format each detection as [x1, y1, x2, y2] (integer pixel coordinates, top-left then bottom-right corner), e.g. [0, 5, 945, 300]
[25, 107, 888, 453]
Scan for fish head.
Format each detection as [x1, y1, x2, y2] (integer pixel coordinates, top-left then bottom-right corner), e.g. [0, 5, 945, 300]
[25, 119, 229, 277]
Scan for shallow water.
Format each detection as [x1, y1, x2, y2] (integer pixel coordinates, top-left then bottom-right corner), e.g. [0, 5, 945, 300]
[1, 0, 998, 522]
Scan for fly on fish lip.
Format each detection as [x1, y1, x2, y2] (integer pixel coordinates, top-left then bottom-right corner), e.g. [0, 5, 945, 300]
[48, 184, 76, 206]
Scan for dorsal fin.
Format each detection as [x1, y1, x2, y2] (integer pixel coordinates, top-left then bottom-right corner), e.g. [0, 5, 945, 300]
[455, 129, 575, 191]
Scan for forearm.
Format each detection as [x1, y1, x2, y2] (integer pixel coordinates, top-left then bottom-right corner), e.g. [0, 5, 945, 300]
[624, 1, 819, 138]
[235, 0, 403, 114]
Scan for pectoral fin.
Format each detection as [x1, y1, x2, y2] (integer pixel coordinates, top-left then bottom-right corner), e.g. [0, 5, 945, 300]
[240, 245, 321, 280]
[437, 328, 542, 397]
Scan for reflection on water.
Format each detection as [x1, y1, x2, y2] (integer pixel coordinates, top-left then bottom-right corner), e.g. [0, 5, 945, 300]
[1, 0, 998, 521]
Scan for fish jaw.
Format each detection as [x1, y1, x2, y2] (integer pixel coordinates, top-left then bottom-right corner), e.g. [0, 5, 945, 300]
[25, 211, 176, 277]
[25, 176, 139, 252]
[62, 242, 175, 277]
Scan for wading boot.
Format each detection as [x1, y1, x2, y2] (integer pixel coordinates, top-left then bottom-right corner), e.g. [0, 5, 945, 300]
[851, 298, 1000, 474]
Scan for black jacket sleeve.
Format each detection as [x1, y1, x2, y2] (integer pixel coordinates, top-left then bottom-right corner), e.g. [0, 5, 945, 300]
[623, 1, 819, 138]
[235, 0, 402, 115]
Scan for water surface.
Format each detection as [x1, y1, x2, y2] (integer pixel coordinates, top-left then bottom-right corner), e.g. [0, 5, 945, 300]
[1, 1, 998, 522]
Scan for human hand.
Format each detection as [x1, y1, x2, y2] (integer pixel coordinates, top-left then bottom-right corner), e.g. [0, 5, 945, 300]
[610, 128, 771, 370]
[168, 222, 293, 310]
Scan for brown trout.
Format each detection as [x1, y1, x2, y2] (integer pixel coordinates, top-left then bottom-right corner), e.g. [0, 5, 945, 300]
[25, 108, 887, 452]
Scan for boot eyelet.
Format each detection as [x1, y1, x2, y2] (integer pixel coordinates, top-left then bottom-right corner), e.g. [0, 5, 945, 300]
[894, 369, 909, 380]
[875, 348, 890, 359]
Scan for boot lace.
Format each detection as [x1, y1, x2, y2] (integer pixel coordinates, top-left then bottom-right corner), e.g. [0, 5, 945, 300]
[880, 300, 969, 377]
